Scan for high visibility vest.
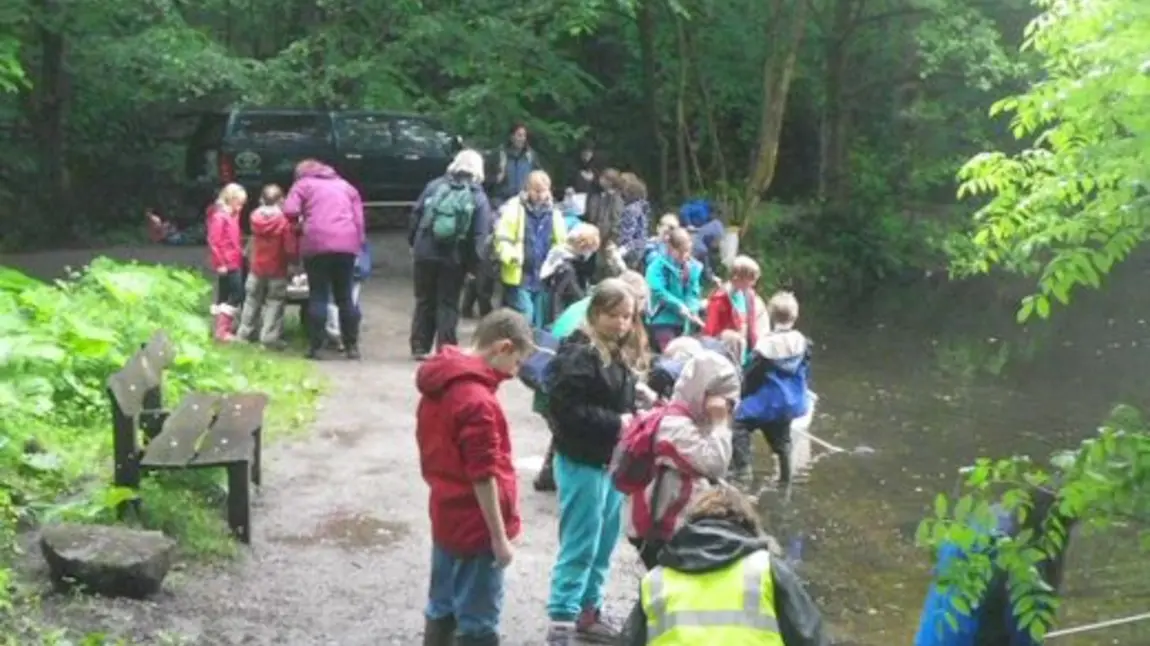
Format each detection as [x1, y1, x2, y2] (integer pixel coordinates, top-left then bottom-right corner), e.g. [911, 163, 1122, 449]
[640, 549, 784, 645]
[493, 197, 567, 286]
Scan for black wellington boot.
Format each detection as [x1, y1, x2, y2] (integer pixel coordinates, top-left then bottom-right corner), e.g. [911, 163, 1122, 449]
[533, 443, 556, 492]
[423, 615, 456, 646]
[455, 632, 500, 646]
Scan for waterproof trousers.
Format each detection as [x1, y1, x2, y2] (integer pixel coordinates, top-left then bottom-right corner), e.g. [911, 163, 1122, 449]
[303, 252, 359, 351]
[410, 259, 466, 354]
[547, 453, 624, 621]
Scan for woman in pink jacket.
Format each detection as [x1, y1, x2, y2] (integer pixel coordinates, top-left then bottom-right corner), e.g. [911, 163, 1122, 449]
[282, 159, 366, 359]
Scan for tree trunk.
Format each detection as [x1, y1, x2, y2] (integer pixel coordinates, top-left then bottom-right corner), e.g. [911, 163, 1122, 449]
[674, 16, 691, 197]
[743, 0, 811, 225]
[685, 25, 727, 185]
[821, 0, 854, 212]
[637, 0, 665, 199]
[31, 0, 67, 197]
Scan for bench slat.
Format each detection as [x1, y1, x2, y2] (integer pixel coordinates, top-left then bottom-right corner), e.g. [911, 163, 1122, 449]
[189, 393, 267, 466]
[140, 393, 221, 467]
[141, 330, 176, 372]
[107, 352, 162, 417]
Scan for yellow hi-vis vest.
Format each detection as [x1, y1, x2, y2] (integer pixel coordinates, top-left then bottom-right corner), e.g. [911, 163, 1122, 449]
[640, 549, 783, 645]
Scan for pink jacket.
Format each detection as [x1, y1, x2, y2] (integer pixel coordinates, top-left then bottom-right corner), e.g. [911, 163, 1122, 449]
[206, 204, 243, 271]
[282, 161, 365, 258]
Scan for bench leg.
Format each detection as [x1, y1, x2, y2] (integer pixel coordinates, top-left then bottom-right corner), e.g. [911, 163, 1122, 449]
[226, 462, 252, 544]
[251, 426, 263, 487]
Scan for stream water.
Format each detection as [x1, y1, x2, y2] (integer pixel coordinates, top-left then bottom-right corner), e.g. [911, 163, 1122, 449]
[771, 259, 1150, 645]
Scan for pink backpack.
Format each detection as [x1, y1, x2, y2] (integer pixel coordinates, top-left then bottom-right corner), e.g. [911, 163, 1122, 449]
[609, 401, 690, 495]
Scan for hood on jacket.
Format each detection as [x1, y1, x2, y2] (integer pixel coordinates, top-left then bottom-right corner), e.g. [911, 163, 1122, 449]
[540, 245, 577, 281]
[416, 346, 508, 398]
[672, 350, 741, 420]
[250, 206, 286, 234]
[658, 518, 774, 574]
[753, 330, 808, 374]
[663, 337, 704, 362]
[447, 149, 486, 184]
[295, 159, 338, 180]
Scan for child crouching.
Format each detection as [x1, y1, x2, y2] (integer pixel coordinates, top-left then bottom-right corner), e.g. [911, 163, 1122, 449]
[625, 350, 741, 570]
[417, 309, 534, 646]
[237, 185, 297, 347]
[730, 291, 812, 492]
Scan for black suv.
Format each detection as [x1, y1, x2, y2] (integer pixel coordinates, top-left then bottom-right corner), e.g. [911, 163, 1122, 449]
[184, 108, 481, 218]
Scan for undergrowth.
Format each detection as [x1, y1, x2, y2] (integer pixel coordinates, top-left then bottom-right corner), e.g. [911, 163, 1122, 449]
[0, 258, 325, 644]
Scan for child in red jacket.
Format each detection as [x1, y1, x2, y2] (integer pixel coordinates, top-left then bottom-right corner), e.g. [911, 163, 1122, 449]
[236, 185, 298, 347]
[206, 183, 248, 341]
[416, 309, 534, 646]
[703, 254, 763, 362]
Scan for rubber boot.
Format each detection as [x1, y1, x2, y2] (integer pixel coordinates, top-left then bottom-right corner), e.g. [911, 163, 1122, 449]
[454, 633, 499, 646]
[776, 450, 792, 489]
[533, 443, 556, 492]
[214, 310, 235, 342]
[422, 615, 455, 646]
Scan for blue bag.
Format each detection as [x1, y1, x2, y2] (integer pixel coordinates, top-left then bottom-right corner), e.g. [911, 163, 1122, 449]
[519, 328, 559, 392]
[646, 356, 686, 401]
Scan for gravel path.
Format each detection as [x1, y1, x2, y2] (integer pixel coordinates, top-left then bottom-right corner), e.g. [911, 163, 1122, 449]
[23, 235, 644, 645]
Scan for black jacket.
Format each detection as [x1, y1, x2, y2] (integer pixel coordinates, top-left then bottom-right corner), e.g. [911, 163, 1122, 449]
[545, 329, 637, 468]
[621, 519, 828, 646]
[569, 155, 600, 194]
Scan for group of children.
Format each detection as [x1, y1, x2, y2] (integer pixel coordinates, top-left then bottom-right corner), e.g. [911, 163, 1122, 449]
[203, 181, 369, 348]
[416, 225, 818, 644]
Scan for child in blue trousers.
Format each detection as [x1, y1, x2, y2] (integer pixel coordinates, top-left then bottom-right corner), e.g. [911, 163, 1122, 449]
[544, 278, 641, 645]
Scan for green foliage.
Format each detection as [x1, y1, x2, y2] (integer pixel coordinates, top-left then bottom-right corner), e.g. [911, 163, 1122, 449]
[0, 258, 323, 639]
[0, 0, 1038, 293]
[917, 403, 1150, 640]
[954, 0, 1150, 322]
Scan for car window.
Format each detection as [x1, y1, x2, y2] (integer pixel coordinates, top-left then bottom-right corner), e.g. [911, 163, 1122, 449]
[392, 118, 452, 158]
[334, 114, 395, 151]
[231, 113, 332, 144]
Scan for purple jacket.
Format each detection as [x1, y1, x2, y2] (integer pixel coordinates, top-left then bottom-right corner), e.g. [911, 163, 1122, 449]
[283, 161, 365, 257]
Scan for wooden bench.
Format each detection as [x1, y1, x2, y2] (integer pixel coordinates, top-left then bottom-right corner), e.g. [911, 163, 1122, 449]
[107, 331, 267, 544]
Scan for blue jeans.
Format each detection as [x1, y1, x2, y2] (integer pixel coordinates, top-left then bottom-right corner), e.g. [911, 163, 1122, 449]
[425, 544, 505, 638]
[547, 453, 624, 621]
[503, 284, 549, 328]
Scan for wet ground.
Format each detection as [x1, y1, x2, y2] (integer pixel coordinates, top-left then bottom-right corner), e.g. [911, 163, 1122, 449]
[5, 237, 1150, 644]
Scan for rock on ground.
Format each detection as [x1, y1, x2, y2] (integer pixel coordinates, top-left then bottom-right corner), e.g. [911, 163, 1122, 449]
[24, 234, 643, 645]
[40, 523, 177, 599]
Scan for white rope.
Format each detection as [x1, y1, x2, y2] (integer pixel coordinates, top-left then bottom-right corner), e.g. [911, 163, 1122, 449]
[1047, 611, 1150, 638]
[790, 426, 848, 454]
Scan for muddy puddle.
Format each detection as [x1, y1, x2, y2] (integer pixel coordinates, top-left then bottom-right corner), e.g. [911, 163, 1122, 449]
[271, 510, 410, 551]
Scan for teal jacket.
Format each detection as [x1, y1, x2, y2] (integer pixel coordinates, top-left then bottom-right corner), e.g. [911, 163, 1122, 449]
[645, 252, 703, 328]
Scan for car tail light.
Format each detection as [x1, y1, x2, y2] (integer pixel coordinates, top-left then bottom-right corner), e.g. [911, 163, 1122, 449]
[218, 153, 235, 183]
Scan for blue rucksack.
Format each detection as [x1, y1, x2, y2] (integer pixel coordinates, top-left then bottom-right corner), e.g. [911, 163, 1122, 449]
[519, 328, 560, 392]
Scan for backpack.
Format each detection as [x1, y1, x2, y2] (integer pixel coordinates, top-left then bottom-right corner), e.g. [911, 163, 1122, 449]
[518, 328, 559, 392]
[422, 181, 475, 244]
[609, 401, 691, 495]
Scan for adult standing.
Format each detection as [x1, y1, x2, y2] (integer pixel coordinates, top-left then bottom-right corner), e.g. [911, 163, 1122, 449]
[461, 123, 541, 319]
[408, 149, 493, 360]
[493, 170, 566, 328]
[617, 172, 651, 268]
[494, 123, 542, 205]
[282, 158, 365, 360]
[568, 140, 600, 195]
